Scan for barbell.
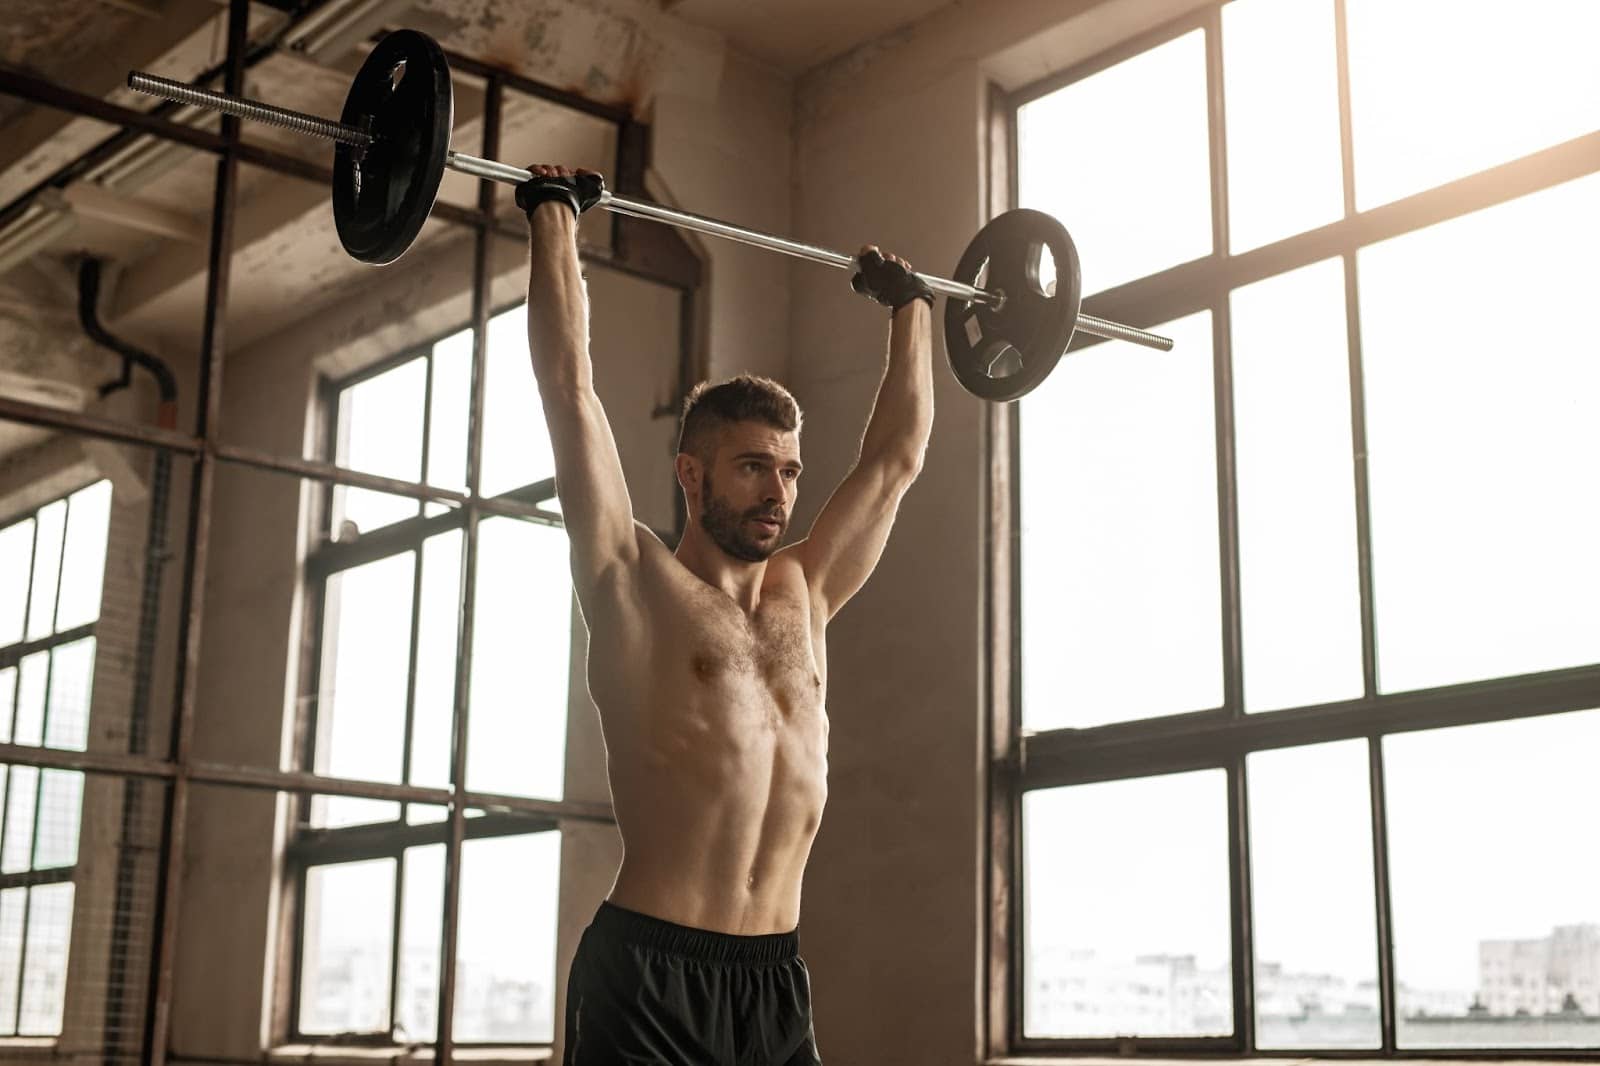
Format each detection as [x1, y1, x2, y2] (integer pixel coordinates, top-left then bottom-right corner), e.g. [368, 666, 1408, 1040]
[128, 29, 1174, 403]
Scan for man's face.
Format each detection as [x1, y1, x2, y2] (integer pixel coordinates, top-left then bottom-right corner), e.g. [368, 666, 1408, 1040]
[696, 421, 802, 563]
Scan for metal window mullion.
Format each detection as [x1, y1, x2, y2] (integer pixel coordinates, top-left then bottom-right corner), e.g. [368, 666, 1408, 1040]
[0, 671, 13, 884]
[0, 866, 74, 892]
[1342, 249, 1378, 697]
[1003, 87, 1028, 1054]
[21, 489, 69, 895]
[145, 2, 247, 1064]
[417, 348, 435, 528]
[19, 514, 40, 664]
[1369, 735, 1398, 1052]
[11, 537, 61, 1027]
[0, 623, 100, 673]
[10, 877, 28, 1035]
[433, 73, 502, 1065]
[1205, 7, 1244, 720]
[306, 505, 468, 583]
[1, 662, 21, 1037]
[1333, 0, 1359, 220]
[49, 495, 69, 638]
[1332, 0, 1378, 700]
[24, 645, 57, 875]
[1228, 754, 1255, 1051]
[388, 847, 406, 1039]
[288, 862, 310, 1041]
[399, 547, 425, 824]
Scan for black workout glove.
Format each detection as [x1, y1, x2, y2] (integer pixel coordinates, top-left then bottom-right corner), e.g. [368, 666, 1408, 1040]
[515, 169, 606, 220]
[850, 248, 934, 312]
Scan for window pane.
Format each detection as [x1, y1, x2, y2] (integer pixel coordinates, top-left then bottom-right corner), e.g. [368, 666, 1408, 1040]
[54, 480, 111, 630]
[1232, 260, 1363, 711]
[1019, 30, 1211, 294]
[1222, 0, 1344, 251]
[0, 519, 33, 645]
[1385, 709, 1600, 1048]
[31, 770, 82, 870]
[333, 358, 426, 535]
[18, 882, 73, 1036]
[1347, 0, 1600, 210]
[467, 518, 571, 798]
[480, 306, 557, 499]
[409, 530, 462, 801]
[0, 666, 15, 744]
[1359, 174, 1600, 693]
[455, 833, 561, 1042]
[25, 500, 65, 641]
[1249, 740, 1380, 1048]
[0, 888, 22, 1034]
[300, 858, 396, 1036]
[395, 844, 444, 1042]
[13, 652, 46, 746]
[313, 553, 414, 827]
[2, 767, 38, 874]
[44, 638, 95, 752]
[427, 329, 472, 497]
[1023, 770, 1232, 1037]
[1020, 313, 1221, 730]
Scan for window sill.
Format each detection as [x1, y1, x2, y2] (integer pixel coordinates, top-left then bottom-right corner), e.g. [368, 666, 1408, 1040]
[0, 1040, 58, 1059]
[984, 1059, 1597, 1066]
[269, 1046, 551, 1066]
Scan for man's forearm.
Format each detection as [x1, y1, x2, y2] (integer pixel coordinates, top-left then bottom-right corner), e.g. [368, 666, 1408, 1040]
[857, 300, 935, 475]
[525, 205, 592, 392]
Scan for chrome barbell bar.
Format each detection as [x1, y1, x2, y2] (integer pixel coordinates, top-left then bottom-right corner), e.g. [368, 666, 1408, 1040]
[128, 70, 1173, 352]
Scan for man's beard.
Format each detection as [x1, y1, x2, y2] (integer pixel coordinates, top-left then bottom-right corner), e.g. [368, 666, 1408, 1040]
[699, 471, 784, 563]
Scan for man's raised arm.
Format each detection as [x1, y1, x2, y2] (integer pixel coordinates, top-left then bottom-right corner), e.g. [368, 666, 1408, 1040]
[795, 248, 935, 620]
[518, 167, 639, 607]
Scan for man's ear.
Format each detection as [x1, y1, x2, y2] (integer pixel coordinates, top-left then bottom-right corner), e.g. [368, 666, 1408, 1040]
[674, 453, 700, 496]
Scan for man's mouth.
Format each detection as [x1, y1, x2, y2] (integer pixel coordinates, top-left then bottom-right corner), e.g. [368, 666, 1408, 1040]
[750, 515, 782, 533]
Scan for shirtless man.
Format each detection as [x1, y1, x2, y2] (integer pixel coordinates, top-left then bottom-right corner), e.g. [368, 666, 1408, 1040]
[515, 166, 933, 1066]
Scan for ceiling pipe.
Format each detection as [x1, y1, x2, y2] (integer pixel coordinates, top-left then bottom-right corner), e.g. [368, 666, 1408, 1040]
[78, 257, 179, 425]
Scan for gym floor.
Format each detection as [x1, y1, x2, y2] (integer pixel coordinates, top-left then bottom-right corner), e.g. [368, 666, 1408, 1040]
[0, 1, 1597, 1064]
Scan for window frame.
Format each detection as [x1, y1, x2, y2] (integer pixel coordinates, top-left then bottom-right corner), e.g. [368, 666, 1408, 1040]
[0, 482, 108, 1039]
[283, 320, 566, 1049]
[995, 2, 1600, 1058]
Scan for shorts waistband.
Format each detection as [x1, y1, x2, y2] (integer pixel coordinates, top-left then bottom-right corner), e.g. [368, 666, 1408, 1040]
[588, 901, 799, 965]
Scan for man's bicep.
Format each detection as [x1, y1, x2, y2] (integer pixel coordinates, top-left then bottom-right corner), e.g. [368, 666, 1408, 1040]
[796, 460, 913, 619]
[540, 386, 639, 590]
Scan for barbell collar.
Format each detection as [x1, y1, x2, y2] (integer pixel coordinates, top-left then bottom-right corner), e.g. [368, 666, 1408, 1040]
[127, 70, 1174, 353]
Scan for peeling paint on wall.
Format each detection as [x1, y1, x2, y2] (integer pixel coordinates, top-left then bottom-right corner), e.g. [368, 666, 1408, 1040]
[411, 0, 728, 111]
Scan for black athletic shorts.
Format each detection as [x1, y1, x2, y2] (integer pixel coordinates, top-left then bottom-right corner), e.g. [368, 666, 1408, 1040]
[562, 901, 824, 1066]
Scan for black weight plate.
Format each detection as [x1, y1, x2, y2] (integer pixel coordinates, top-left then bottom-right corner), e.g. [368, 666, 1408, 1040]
[942, 208, 1082, 403]
[333, 30, 454, 265]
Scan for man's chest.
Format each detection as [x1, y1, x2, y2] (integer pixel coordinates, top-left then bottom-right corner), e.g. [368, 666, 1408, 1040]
[680, 589, 823, 695]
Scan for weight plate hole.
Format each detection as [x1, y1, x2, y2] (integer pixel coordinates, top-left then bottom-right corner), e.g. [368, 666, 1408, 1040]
[389, 59, 408, 93]
[981, 340, 1024, 379]
[964, 314, 983, 346]
[972, 256, 990, 292]
[1029, 241, 1057, 298]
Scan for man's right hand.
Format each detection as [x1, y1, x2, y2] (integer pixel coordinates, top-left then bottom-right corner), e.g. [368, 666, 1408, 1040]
[516, 164, 606, 221]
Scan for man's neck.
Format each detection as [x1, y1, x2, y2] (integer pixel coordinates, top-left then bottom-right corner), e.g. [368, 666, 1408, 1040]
[675, 529, 768, 613]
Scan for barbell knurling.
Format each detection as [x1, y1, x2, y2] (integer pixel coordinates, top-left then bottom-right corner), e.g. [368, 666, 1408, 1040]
[127, 72, 373, 148]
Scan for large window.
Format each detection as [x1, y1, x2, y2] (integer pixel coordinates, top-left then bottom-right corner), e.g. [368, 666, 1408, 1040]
[289, 307, 569, 1047]
[0, 481, 112, 1038]
[1006, 0, 1600, 1056]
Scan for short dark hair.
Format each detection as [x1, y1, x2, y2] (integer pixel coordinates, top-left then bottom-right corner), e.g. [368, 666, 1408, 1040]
[677, 374, 802, 461]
